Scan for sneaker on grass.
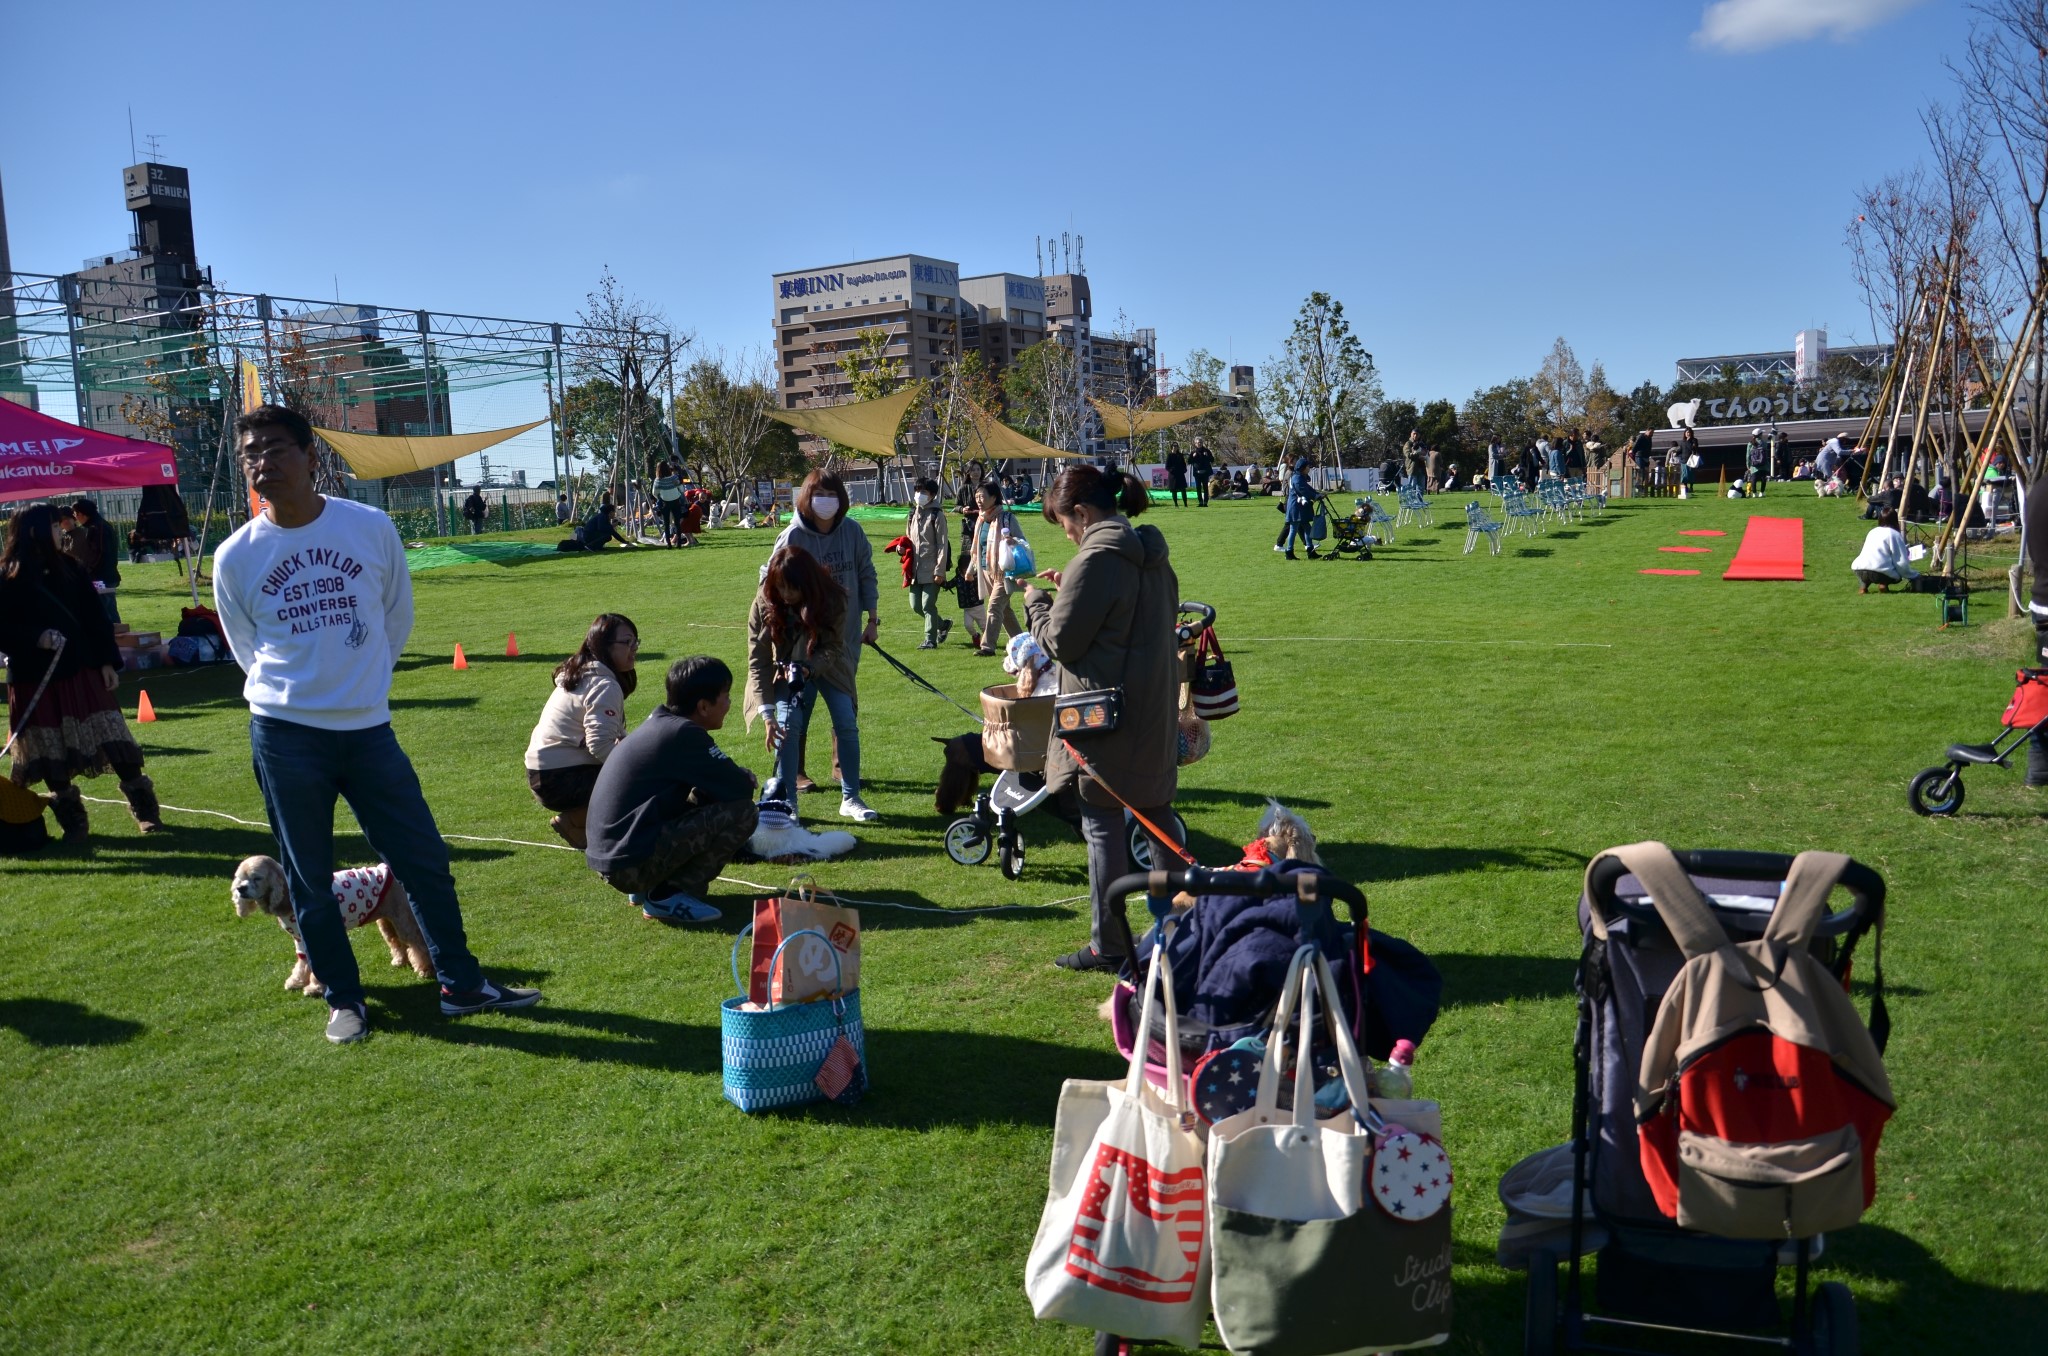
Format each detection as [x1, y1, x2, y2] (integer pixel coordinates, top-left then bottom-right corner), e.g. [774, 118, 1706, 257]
[1053, 946, 1125, 974]
[439, 978, 543, 1017]
[326, 1003, 369, 1045]
[634, 891, 722, 924]
[839, 795, 880, 822]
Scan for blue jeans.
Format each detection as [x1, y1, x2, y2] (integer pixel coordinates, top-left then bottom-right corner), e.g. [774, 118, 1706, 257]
[765, 681, 860, 801]
[1281, 519, 1316, 552]
[248, 715, 484, 1009]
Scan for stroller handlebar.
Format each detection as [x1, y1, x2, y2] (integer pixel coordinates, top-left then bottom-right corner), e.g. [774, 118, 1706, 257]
[1104, 866, 1366, 914]
[1586, 848, 1884, 937]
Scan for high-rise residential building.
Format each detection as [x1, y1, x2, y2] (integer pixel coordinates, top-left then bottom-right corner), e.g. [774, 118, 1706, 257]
[958, 273, 1047, 372]
[769, 254, 1154, 461]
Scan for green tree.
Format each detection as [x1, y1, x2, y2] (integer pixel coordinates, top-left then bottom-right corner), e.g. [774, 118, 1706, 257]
[1372, 399, 1421, 451]
[1415, 398, 1462, 460]
[1284, 292, 1379, 468]
[832, 327, 917, 498]
[1002, 338, 1082, 450]
[1461, 378, 1542, 451]
[672, 349, 779, 493]
[1531, 336, 1588, 433]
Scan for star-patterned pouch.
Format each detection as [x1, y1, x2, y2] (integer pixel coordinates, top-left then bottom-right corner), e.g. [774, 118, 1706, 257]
[1370, 1125, 1453, 1221]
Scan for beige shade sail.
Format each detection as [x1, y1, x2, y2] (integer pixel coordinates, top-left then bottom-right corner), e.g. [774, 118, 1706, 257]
[765, 387, 921, 460]
[1088, 398, 1220, 443]
[962, 398, 1078, 460]
[316, 419, 549, 480]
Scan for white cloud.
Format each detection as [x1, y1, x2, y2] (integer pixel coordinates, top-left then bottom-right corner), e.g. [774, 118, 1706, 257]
[1693, 0, 1928, 53]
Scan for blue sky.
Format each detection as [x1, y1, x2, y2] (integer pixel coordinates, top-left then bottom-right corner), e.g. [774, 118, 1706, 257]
[3, 0, 1964, 477]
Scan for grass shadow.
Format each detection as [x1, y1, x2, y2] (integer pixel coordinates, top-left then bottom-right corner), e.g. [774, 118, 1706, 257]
[0, 997, 146, 1047]
[370, 979, 1119, 1129]
[1319, 841, 1587, 885]
[1431, 952, 1579, 1007]
[389, 696, 482, 710]
[1514, 547, 1555, 559]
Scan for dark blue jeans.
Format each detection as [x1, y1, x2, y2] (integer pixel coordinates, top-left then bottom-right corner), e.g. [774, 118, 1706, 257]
[249, 715, 484, 1009]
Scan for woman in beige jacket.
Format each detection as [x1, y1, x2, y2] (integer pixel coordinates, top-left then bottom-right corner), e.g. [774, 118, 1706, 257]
[524, 613, 639, 847]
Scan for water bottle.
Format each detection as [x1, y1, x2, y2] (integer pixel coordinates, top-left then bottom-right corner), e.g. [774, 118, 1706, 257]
[1376, 1039, 1416, 1100]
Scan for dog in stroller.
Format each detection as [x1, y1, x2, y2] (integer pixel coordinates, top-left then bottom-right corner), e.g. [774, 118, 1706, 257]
[1312, 491, 1375, 560]
[937, 603, 1214, 880]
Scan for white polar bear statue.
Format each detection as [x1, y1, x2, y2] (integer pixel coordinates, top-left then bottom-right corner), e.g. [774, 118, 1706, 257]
[1667, 398, 1702, 429]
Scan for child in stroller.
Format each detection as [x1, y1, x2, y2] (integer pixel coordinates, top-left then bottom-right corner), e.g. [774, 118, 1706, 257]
[1313, 492, 1375, 561]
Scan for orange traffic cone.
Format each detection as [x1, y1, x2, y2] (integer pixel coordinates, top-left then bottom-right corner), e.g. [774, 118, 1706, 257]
[506, 632, 520, 658]
[453, 643, 469, 671]
[137, 691, 157, 723]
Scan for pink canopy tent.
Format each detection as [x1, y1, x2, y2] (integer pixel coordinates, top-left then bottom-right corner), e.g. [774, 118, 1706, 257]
[0, 400, 179, 505]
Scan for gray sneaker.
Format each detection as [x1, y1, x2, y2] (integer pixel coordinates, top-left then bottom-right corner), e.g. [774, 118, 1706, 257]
[325, 1003, 369, 1045]
[839, 795, 880, 822]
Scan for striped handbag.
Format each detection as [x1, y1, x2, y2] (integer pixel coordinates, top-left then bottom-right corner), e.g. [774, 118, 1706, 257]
[721, 926, 867, 1113]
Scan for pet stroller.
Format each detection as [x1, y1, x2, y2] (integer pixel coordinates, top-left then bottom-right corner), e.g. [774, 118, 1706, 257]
[941, 603, 1213, 880]
[1512, 847, 1888, 1356]
[1084, 863, 1445, 1356]
[1906, 667, 2048, 815]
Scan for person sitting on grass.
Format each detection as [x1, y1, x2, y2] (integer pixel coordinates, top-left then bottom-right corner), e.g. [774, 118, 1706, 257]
[1850, 509, 1919, 594]
[559, 500, 635, 552]
[525, 613, 640, 849]
[583, 656, 758, 924]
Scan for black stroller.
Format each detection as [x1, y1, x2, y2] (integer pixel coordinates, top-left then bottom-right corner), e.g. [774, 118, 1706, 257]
[1907, 667, 2048, 815]
[1310, 490, 1375, 560]
[1514, 848, 1888, 1356]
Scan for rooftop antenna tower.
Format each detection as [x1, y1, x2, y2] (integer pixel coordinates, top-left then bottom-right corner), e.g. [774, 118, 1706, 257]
[1075, 234, 1084, 275]
[1061, 231, 1070, 273]
[1035, 235, 1044, 277]
[143, 134, 163, 163]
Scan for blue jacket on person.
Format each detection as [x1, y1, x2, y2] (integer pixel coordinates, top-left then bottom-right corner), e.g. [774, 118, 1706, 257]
[1285, 462, 1315, 524]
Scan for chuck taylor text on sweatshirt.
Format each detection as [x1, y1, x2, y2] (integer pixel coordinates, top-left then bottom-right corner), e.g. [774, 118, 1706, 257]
[212, 496, 413, 730]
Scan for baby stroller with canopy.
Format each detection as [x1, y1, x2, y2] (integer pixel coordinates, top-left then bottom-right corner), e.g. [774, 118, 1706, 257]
[1510, 845, 1889, 1356]
[1906, 667, 2048, 815]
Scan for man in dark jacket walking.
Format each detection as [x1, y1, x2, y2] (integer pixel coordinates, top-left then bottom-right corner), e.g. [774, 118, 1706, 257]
[1165, 446, 1189, 507]
[1189, 441, 1215, 506]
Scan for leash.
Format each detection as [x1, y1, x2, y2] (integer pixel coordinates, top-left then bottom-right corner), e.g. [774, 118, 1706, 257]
[865, 640, 984, 723]
[1058, 736, 1198, 867]
[1, 635, 65, 763]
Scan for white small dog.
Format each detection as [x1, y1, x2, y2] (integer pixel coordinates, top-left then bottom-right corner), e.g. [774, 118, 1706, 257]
[230, 854, 435, 997]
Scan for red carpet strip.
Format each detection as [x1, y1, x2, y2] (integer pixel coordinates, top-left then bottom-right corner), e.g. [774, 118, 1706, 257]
[1721, 516, 1806, 581]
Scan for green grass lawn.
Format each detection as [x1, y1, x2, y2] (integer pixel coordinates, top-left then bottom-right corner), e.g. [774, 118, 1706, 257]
[3, 489, 2043, 1354]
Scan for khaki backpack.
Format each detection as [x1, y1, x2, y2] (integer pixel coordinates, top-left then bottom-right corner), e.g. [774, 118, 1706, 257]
[1598, 843, 1895, 1240]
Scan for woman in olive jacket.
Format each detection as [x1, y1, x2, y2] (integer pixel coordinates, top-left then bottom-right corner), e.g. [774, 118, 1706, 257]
[1023, 466, 1182, 971]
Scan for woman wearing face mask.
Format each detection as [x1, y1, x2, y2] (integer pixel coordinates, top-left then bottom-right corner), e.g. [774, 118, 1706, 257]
[746, 547, 867, 818]
[524, 613, 640, 849]
[905, 476, 953, 649]
[1022, 466, 1181, 972]
[762, 471, 880, 818]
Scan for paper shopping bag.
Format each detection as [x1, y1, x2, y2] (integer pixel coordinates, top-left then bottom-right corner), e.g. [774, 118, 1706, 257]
[749, 880, 860, 1005]
[1026, 926, 1210, 1348]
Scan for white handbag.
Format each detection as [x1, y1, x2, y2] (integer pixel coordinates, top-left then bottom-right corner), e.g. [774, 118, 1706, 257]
[1207, 947, 1452, 1355]
[1025, 927, 1210, 1347]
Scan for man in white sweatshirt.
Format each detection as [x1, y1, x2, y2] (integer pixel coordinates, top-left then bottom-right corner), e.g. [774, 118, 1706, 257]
[213, 405, 540, 1045]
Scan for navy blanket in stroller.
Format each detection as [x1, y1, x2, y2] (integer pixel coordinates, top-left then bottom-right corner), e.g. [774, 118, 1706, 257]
[1136, 863, 1443, 1059]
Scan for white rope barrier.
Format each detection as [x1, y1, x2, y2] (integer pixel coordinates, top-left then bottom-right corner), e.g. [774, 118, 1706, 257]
[76, 797, 1081, 914]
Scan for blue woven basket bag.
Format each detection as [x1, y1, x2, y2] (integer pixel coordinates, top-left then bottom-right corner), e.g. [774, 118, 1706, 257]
[721, 926, 866, 1112]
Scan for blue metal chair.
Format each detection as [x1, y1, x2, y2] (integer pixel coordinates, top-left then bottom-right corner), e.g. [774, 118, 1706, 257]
[1463, 500, 1504, 556]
